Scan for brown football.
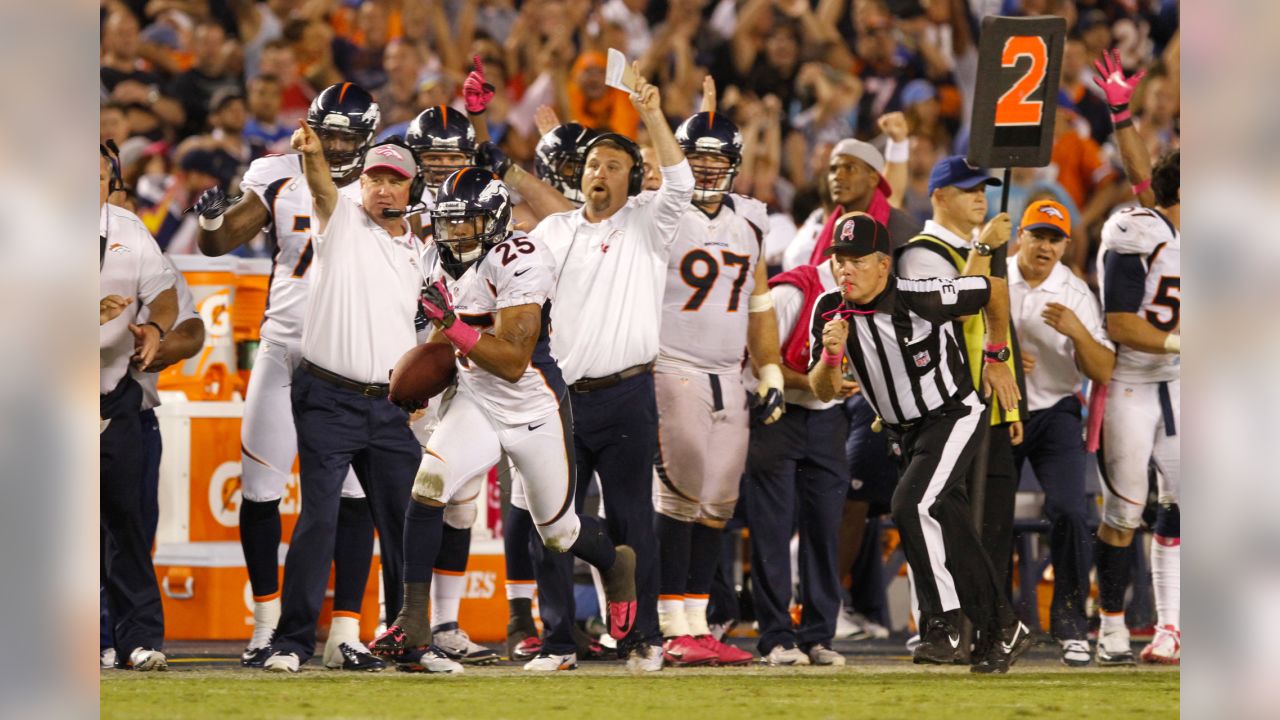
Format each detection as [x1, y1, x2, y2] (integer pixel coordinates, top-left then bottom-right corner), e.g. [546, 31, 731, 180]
[390, 342, 457, 404]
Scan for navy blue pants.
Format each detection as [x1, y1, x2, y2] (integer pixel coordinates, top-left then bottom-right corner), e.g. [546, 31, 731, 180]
[274, 368, 419, 662]
[746, 403, 849, 654]
[101, 409, 162, 651]
[566, 373, 661, 648]
[1013, 395, 1093, 640]
[101, 377, 165, 656]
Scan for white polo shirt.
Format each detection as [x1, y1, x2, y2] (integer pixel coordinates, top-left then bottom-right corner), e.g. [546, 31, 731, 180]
[132, 255, 200, 411]
[100, 204, 176, 394]
[533, 161, 694, 384]
[301, 194, 425, 384]
[1008, 258, 1113, 412]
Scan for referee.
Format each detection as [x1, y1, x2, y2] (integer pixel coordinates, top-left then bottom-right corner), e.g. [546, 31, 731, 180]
[808, 213, 1031, 673]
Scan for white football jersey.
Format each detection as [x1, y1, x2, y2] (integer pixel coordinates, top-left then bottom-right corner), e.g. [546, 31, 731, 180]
[657, 196, 764, 374]
[433, 231, 564, 425]
[240, 154, 361, 346]
[1097, 206, 1181, 384]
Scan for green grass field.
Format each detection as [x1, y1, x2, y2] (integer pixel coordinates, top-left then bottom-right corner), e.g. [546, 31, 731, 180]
[101, 664, 1179, 719]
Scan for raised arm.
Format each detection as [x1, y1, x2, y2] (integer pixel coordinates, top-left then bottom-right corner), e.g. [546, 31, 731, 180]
[290, 120, 338, 230]
[1094, 49, 1156, 208]
[632, 64, 685, 169]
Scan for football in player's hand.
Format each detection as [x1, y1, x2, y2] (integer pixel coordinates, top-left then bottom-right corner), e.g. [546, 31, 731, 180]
[390, 343, 457, 405]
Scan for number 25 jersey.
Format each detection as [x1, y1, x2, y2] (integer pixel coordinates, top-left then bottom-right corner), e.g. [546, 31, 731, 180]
[1098, 206, 1181, 384]
[658, 195, 766, 375]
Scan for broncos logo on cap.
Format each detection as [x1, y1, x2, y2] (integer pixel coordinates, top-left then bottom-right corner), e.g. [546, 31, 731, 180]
[1039, 205, 1066, 220]
[373, 145, 406, 160]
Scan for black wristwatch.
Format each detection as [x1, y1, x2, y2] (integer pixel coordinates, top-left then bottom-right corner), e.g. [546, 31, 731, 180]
[983, 346, 1010, 363]
[973, 242, 993, 257]
[144, 321, 167, 341]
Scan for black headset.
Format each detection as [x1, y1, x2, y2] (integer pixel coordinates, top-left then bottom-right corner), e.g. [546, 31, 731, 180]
[583, 132, 644, 196]
[100, 139, 125, 195]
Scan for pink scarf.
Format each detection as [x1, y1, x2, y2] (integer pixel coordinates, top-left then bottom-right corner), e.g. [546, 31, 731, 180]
[807, 189, 893, 266]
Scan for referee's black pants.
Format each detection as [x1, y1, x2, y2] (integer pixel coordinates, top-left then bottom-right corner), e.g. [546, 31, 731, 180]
[745, 403, 848, 654]
[1012, 395, 1092, 640]
[889, 400, 1014, 637]
[101, 376, 165, 657]
[274, 367, 419, 663]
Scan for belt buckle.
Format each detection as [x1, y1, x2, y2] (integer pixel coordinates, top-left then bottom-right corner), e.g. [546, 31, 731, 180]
[361, 385, 382, 397]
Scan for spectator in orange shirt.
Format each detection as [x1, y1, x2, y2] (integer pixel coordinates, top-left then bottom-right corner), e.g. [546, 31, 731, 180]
[1051, 93, 1118, 234]
[567, 51, 640, 139]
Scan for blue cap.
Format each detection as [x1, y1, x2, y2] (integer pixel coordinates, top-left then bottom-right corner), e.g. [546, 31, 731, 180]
[900, 79, 936, 108]
[927, 155, 1002, 195]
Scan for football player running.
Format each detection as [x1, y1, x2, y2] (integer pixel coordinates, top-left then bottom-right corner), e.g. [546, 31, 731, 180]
[369, 169, 638, 673]
[193, 83, 387, 672]
[651, 111, 784, 667]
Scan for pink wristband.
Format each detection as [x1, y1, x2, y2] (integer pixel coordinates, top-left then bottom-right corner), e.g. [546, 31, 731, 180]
[821, 348, 844, 368]
[1131, 178, 1152, 196]
[1110, 108, 1132, 125]
[443, 320, 480, 356]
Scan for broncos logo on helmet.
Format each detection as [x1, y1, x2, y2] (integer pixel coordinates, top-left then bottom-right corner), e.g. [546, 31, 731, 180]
[431, 168, 512, 279]
[306, 82, 380, 180]
[406, 106, 478, 195]
[534, 123, 598, 205]
[675, 112, 743, 204]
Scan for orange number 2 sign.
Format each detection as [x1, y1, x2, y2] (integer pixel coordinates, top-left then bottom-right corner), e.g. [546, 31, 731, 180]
[995, 36, 1048, 126]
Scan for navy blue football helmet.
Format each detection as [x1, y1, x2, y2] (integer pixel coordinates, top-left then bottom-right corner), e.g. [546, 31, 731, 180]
[306, 82, 380, 179]
[534, 123, 598, 205]
[406, 106, 478, 194]
[675, 112, 743, 202]
[431, 168, 512, 279]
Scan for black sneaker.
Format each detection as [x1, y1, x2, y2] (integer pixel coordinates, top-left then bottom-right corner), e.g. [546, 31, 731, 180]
[241, 632, 275, 667]
[971, 621, 1032, 674]
[327, 642, 387, 672]
[913, 617, 962, 665]
[368, 624, 410, 657]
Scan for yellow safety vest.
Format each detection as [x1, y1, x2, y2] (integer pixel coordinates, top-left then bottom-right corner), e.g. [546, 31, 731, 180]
[905, 234, 1022, 426]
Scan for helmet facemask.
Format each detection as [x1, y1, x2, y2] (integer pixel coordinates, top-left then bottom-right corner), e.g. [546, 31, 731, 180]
[419, 150, 476, 195]
[687, 152, 739, 204]
[433, 204, 504, 279]
[310, 124, 375, 180]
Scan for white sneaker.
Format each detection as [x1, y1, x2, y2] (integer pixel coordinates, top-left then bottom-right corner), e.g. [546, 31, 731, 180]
[1140, 625, 1181, 665]
[835, 606, 864, 639]
[263, 652, 301, 673]
[807, 645, 846, 666]
[1060, 639, 1092, 667]
[433, 625, 500, 665]
[100, 648, 117, 669]
[905, 634, 922, 653]
[625, 644, 664, 672]
[762, 646, 811, 666]
[395, 646, 465, 674]
[1096, 624, 1136, 666]
[128, 648, 167, 672]
[523, 652, 578, 672]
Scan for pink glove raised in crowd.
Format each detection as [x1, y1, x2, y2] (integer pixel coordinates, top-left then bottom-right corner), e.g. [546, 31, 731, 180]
[463, 55, 496, 115]
[1093, 48, 1147, 128]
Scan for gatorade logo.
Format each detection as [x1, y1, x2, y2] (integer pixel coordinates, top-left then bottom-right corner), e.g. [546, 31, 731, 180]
[199, 288, 232, 339]
[209, 461, 301, 528]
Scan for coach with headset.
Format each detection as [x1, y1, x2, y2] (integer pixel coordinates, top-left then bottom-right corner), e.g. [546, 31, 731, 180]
[530, 66, 693, 671]
[263, 125, 428, 672]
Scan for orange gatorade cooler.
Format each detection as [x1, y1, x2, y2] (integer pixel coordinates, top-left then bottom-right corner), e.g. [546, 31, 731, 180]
[158, 255, 244, 400]
[233, 258, 272, 386]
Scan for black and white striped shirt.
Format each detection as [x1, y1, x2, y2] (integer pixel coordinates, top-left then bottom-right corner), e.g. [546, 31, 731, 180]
[808, 275, 991, 426]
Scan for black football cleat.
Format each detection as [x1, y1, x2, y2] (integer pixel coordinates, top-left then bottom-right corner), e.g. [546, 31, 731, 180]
[913, 617, 963, 665]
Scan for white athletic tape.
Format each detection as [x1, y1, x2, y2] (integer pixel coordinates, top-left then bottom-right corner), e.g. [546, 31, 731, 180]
[748, 292, 774, 313]
[198, 214, 224, 231]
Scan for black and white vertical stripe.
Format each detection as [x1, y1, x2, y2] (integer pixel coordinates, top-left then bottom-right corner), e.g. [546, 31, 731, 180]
[810, 276, 988, 426]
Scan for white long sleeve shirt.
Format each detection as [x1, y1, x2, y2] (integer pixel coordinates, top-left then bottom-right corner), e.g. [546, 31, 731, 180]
[534, 161, 695, 384]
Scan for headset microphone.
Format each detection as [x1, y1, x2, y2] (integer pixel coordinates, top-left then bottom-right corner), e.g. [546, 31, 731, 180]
[382, 202, 428, 219]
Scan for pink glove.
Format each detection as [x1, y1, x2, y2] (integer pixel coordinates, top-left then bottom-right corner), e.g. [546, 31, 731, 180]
[421, 280, 480, 355]
[1092, 48, 1146, 127]
[463, 55, 496, 115]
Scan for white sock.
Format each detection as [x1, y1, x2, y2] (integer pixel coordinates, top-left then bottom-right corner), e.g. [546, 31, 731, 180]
[250, 598, 280, 647]
[1100, 610, 1127, 634]
[431, 571, 466, 628]
[906, 567, 920, 635]
[328, 615, 361, 646]
[684, 596, 710, 637]
[659, 596, 689, 638]
[506, 581, 535, 601]
[1151, 537, 1181, 629]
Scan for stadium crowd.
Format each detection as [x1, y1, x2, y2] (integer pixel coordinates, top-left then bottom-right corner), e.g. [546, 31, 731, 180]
[99, 0, 1181, 675]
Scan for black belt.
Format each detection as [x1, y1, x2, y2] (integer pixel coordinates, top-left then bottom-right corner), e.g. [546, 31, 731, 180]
[883, 418, 921, 435]
[301, 359, 390, 398]
[569, 362, 654, 394]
